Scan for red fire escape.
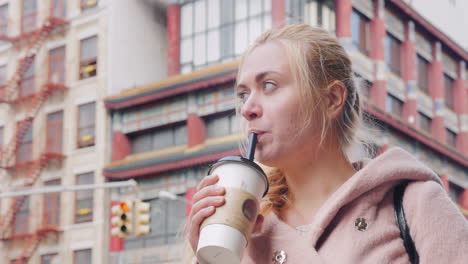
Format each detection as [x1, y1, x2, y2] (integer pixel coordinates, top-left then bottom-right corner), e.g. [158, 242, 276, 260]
[0, 16, 68, 264]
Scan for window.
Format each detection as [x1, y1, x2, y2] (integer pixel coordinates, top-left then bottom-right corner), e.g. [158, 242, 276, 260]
[124, 197, 185, 249]
[81, 0, 98, 11]
[21, 0, 36, 33]
[79, 36, 97, 79]
[51, 0, 66, 18]
[205, 111, 239, 138]
[351, 10, 370, 55]
[49, 46, 66, 84]
[73, 249, 92, 264]
[180, 0, 272, 73]
[43, 179, 60, 228]
[385, 94, 403, 118]
[77, 102, 95, 148]
[446, 129, 457, 149]
[17, 120, 33, 163]
[444, 74, 454, 110]
[0, 4, 8, 36]
[416, 55, 429, 94]
[46, 111, 63, 153]
[385, 33, 401, 76]
[303, 0, 336, 33]
[20, 58, 35, 97]
[14, 196, 29, 235]
[130, 124, 187, 154]
[75, 172, 94, 223]
[41, 253, 58, 264]
[417, 112, 431, 134]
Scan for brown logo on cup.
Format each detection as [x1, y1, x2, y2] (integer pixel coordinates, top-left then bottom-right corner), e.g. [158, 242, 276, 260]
[242, 199, 257, 222]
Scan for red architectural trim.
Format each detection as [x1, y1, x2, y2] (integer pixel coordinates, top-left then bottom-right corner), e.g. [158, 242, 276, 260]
[364, 104, 467, 167]
[104, 148, 241, 180]
[111, 132, 131, 162]
[105, 71, 236, 110]
[335, 0, 352, 38]
[187, 113, 206, 147]
[272, 0, 286, 29]
[390, 0, 468, 61]
[167, 4, 180, 76]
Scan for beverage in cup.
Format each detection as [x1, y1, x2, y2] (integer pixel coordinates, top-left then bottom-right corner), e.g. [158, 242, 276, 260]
[196, 133, 269, 264]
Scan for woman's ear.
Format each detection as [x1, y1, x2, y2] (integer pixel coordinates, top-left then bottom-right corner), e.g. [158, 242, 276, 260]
[325, 81, 347, 119]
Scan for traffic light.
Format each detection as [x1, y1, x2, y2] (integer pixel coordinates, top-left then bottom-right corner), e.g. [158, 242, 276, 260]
[134, 200, 151, 236]
[111, 201, 133, 237]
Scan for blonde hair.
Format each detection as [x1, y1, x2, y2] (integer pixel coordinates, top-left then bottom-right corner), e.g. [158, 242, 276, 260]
[236, 24, 375, 216]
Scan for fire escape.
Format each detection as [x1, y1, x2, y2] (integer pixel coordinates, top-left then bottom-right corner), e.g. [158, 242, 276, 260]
[0, 16, 68, 264]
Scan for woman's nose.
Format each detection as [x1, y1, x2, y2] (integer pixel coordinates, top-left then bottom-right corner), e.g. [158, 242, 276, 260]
[241, 94, 263, 121]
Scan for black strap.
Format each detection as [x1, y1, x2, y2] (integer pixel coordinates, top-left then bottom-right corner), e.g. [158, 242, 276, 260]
[393, 181, 419, 264]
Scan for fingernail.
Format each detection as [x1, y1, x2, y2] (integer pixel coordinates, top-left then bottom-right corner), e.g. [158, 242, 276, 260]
[215, 197, 224, 203]
[215, 186, 225, 193]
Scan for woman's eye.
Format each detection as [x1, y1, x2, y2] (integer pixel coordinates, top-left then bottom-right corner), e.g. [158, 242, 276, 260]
[237, 91, 248, 101]
[264, 81, 276, 91]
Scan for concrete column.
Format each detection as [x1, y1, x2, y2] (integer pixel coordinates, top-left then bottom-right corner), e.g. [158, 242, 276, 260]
[272, 0, 286, 29]
[370, 0, 387, 110]
[109, 201, 123, 252]
[402, 21, 417, 127]
[429, 42, 445, 143]
[187, 113, 206, 147]
[335, 0, 352, 49]
[454, 61, 468, 156]
[111, 131, 131, 162]
[167, 3, 180, 76]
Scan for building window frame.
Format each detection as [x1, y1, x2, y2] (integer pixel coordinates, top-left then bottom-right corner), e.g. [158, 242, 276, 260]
[43, 179, 61, 228]
[73, 248, 92, 264]
[351, 9, 370, 55]
[77, 102, 96, 148]
[179, 0, 272, 73]
[416, 54, 429, 94]
[20, 58, 35, 98]
[16, 120, 33, 164]
[79, 36, 98, 80]
[443, 73, 455, 110]
[446, 128, 457, 149]
[385, 33, 402, 76]
[130, 122, 187, 154]
[0, 4, 8, 36]
[74, 172, 94, 223]
[21, 0, 37, 34]
[385, 94, 403, 118]
[417, 111, 432, 135]
[14, 196, 29, 235]
[46, 110, 64, 153]
[51, 0, 66, 18]
[49, 46, 66, 84]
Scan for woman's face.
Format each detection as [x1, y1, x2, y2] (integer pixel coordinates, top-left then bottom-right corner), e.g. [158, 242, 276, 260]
[237, 41, 321, 167]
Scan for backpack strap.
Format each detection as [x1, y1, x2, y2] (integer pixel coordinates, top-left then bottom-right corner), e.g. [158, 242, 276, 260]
[393, 181, 420, 264]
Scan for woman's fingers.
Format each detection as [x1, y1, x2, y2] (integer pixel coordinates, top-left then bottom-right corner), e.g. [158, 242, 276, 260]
[188, 205, 216, 250]
[192, 183, 225, 206]
[196, 174, 219, 192]
[190, 196, 225, 220]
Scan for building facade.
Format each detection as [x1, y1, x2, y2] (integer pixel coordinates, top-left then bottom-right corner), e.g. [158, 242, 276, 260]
[0, 0, 167, 263]
[104, 0, 467, 263]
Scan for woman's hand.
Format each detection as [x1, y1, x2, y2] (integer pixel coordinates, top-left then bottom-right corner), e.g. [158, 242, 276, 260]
[187, 174, 226, 253]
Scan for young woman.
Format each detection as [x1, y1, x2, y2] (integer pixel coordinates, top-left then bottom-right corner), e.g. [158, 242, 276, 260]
[186, 24, 468, 263]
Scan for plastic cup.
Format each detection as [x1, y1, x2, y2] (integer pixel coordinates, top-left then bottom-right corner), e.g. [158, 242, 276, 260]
[196, 156, 268, 264]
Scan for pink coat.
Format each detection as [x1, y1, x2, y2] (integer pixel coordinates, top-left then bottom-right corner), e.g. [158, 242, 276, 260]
[242, 147, 468, 263]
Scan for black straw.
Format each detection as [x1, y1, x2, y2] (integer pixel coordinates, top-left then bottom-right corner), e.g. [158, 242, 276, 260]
[246, 133, 258, 161]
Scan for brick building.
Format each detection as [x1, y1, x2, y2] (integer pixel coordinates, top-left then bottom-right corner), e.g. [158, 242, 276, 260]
[103, 0, 467, 263]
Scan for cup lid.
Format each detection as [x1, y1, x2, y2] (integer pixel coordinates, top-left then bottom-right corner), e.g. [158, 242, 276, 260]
[208, 156, 269, 197]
